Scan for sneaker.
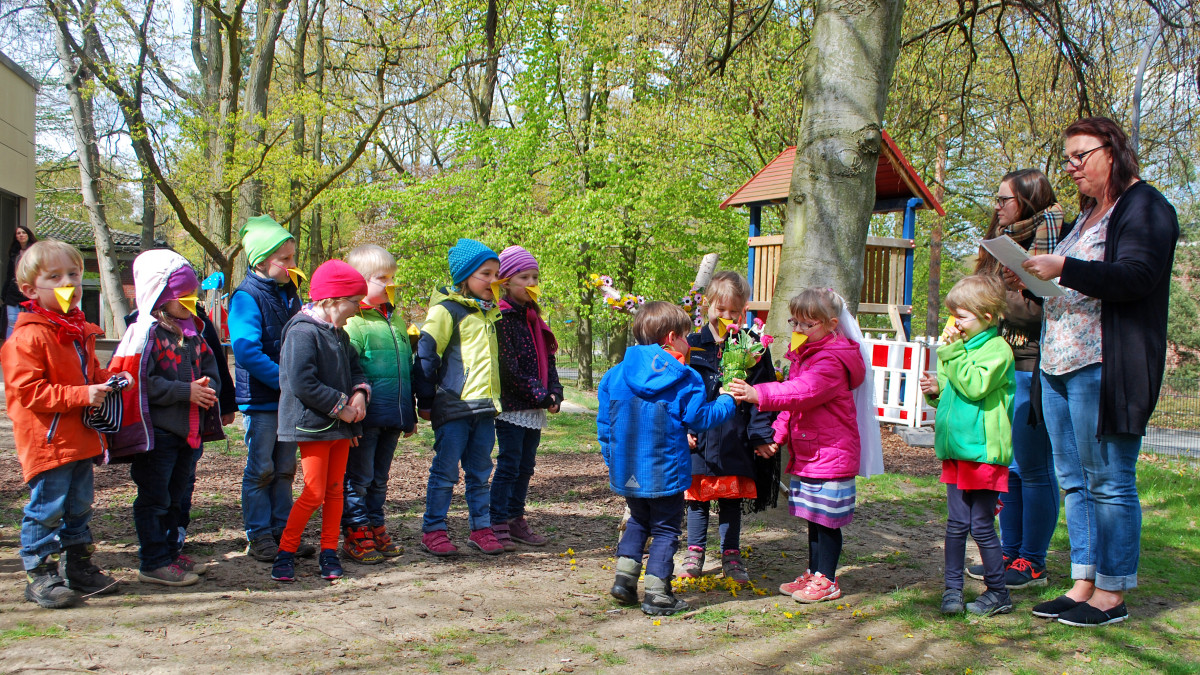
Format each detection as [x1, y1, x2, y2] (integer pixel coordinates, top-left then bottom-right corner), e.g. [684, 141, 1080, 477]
[508, 516, 547, 546]
[1032, 594, 1081, 619]
[342, 525, 384, 564]
[967, 555, 1012, 581]
[468, 528, 505, 555]
[174, 554, 208, 575]
[318, 549, 343, 580]
[721, 550, 750, 585]
[679, 546, 705, 578]
[371, 525, 402, 558]
[139, 563, 200, 587]
[792, 573, 842, 604]
[1057, 602, 1129, 627]
[246, 535, 278, 562]
[966, 588, 1013, 617]
[421, 530, 458, 557]
[779, 571, 814, 597]
[1004, 558, 1049, 589]
[941, 588, 965, 614]
[25, 561, 80, 609]
[271, 551, 295, 582]
[492, 523, 518, 553]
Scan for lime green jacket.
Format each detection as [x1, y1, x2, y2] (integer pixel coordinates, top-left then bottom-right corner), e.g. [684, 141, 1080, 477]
[925, 327, 1015, 466]
[414, 287, 501, 429]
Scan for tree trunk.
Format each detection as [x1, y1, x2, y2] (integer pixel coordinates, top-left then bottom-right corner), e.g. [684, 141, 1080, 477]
[289, 0, 309, 240]
[307, 0, 327, 269]
[925, 114, 947, 337]
[140, 167, 156, 251]
[476, 0, 500, 127]
[53, 20, 130, 337]
[238, 0, 292, 220]
[766, 0, 906, 341]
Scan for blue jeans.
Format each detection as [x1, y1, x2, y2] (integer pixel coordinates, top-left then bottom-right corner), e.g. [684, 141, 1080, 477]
[491, 419, 541, 523]
[342, 426, 402, 529]
[999, 370, 1059, 567]
[423, 414, 495, 532]
[686, 498, 741, 552]
[6, 304, 19, 338]
[131, 432, 196, 571]
[618, 494, 685, 579]
[1042, 364, 1143, 591]
[177, 445, 204, 546]
[19, 459, 95, 570]
[240, 410, 298, 541]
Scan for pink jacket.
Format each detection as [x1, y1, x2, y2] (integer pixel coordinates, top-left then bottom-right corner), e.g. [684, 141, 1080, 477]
[754, 333, 865, 480]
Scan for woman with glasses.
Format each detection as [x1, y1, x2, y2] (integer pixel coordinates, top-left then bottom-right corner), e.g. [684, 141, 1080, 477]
[1017, 117, 1179, 627]
[971, 169, 1065, 592]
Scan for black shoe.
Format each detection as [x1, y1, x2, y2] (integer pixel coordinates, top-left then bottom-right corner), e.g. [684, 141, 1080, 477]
[272, 551, 295, 582]
[940, 588, 964, 615]
[641, 574, 688, 616]
[247, 535, 278, 562]
[1057, 602, 1128, 627]
[25, 561, 80, 609]
[318, 549, 343, 580]
[966, 555, 1012, 581]
[610, 557, 641, 605]
[1031, 594, 1080, 618]
[62, 544, 119, 596]
[966, 588, 1014, 617]
[1003, 558, 1049, 589]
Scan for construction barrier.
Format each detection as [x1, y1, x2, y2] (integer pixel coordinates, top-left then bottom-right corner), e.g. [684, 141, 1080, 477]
[863, 336, 939, 428]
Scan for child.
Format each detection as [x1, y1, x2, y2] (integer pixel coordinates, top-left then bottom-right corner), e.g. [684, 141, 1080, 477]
[491, 245, 563, 550]
[599, 301, 736, 616]
[729, 288, 866, 604]
[1, 241, 124, 607]
[415, 239, 504, 556]
[119, 250, 223, 586]
[340, 245, 417, 563]
[229, 215, 312, 562]
[682, 272, 777, 584]
[919, 274, 1015, 617]
[272, 260, 370, 582]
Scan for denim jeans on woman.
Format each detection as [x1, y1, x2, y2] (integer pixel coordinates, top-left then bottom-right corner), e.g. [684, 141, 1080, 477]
[1041, 363, 1143, 591]
[423, 414, 495, 533]
[999, 370, 1059, 567]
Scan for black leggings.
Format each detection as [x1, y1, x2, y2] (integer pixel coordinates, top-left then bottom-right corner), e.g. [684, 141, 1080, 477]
[807, 520, 843, 579]
[944, 484, 1004, 591]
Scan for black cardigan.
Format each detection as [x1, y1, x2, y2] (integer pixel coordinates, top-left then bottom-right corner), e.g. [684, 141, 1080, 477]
[1057, 181, 1179, 437]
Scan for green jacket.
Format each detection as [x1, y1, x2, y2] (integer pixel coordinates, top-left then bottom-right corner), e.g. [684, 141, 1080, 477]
[414, 287, 501, 429]
[926, 327, 1015, 466]
[343, 305, 417, 432]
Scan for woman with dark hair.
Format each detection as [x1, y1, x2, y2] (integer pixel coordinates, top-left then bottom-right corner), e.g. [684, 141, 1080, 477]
[969, 169, 1064, 591]
[1020, 116, 1179, 627]
[2, 224, 37, 338]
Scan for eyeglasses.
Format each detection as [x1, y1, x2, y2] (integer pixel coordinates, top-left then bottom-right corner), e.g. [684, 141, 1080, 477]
[787, 318, 820, 331]
[1061, 145, 1109, 170]
[995, 195, 1017, 207]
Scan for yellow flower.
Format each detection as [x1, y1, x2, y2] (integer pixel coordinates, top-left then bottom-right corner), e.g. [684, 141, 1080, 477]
[653, 620, 661, 626]
[906, 634, 913, 638]
[567, 548, 575, 555]
[784, 612, 794, 619]
[569, 558, 576, 565]
[867, 636, 873, 641]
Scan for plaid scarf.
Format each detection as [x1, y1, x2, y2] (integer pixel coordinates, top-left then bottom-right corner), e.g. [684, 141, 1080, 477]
[21, 299, 87, 343]
[1004, 203, 1064, 256]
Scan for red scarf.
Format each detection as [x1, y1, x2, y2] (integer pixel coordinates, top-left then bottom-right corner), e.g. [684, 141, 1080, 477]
[21, 300, 87, 343]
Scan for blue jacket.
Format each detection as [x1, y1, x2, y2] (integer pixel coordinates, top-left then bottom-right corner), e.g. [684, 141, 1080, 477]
[229, 272, 301, 410]
[598, 344, 736, 498]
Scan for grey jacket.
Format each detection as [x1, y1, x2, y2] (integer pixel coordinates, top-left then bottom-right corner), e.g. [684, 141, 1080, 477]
[278, 312, 369, 442]
[146, 323, 222, 445]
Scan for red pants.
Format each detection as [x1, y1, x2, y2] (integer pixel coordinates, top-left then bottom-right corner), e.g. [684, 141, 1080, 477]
[279, 439, 350, 553]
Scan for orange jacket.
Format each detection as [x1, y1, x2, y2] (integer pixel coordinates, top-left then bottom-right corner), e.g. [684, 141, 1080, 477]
[1, 312, 114, 483]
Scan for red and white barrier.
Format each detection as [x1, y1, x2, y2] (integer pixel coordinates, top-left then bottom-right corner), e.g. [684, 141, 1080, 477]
[863, 336, 938, 428]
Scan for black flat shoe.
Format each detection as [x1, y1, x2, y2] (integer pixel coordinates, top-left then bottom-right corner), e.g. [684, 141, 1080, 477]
[1031, 594, 1080, 618]
[1057, 602, 1128, 627]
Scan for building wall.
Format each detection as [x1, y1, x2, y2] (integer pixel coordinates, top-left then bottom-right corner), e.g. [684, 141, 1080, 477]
[0, 51, 38, 304]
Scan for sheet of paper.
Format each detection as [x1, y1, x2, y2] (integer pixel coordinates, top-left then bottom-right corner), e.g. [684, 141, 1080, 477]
[981, 235, 1066, 297]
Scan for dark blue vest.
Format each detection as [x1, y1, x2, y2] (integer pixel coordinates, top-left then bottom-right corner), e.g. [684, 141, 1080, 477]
[232, 273, 301, 406]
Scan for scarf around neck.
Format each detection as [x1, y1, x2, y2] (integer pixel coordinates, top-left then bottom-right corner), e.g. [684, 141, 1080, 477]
[22, 299, 88, 343]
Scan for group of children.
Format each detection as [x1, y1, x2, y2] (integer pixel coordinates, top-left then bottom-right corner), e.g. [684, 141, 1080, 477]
[4, 214, 1021, 622]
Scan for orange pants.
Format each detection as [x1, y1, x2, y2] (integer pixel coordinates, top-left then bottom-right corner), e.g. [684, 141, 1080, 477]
[279, 439, 350, 553]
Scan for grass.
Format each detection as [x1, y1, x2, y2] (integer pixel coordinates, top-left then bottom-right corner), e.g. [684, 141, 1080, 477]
[0, 622, 65, 647]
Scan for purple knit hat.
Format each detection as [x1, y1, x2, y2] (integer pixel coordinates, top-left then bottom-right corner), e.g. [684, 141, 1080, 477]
[154, 266, 200, 309]
[498, 246, 539, 279]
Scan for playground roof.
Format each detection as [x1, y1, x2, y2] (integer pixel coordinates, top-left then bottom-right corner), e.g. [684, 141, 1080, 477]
[719, 130, 946, 216]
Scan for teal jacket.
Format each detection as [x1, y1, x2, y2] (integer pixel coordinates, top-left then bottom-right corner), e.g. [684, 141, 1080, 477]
[926, 327, 1015, 466]
[343, 305, 417, 432]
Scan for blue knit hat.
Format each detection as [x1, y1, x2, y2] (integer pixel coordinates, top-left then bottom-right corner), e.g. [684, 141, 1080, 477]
[447, 238, 499, 285]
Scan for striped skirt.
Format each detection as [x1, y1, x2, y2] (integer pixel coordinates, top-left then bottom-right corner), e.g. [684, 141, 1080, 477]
[787, 477, 857, 529]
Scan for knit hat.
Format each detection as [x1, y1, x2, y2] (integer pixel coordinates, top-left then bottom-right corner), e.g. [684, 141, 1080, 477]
[239, 215, 295, 267]
[309, 260, 368, 301]
[447, 238, 499, 285]
[154, 266, 200, 310]
[498, 245, 539, 280]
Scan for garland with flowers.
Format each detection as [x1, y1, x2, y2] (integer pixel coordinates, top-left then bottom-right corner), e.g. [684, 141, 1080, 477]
[588, 273, 706, 327]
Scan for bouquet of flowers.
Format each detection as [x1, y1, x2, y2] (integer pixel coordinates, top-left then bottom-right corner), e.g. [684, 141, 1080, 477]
[719, 319, 772, 386]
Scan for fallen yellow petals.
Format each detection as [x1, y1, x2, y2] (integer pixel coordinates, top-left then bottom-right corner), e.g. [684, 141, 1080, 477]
[653, 619, 661, 626]
[784, 612, 794, 619]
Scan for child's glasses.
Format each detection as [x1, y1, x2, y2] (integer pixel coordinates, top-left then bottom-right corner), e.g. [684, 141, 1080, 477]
[787, 318, 821, 332]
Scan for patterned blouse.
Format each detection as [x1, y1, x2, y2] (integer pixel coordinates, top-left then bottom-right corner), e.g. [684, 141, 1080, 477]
[1040, 204, 1115, 376]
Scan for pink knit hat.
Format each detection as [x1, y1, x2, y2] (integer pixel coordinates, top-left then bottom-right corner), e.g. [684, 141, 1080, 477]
[498, 246, 538, 279]
[309, 260, 368, 301]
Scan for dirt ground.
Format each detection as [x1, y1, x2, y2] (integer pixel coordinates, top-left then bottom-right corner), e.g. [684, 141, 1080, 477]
[0, 398, 977, 674]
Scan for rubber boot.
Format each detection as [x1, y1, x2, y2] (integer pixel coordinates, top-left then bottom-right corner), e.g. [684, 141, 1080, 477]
[63, 543, 119, 596]
[25, 558, 80, 609]
[610, 556, 641, 605]
[642, 574, 688, 616]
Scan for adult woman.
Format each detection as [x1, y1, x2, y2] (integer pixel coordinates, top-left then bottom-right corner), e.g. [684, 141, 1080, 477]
[2, 224, 37, 338]
[971, 169, 1063, 590]
[1022, 117, 1179, 627]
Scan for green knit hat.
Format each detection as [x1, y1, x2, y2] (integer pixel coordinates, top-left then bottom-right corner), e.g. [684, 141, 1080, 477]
[239, 215, 294, 267]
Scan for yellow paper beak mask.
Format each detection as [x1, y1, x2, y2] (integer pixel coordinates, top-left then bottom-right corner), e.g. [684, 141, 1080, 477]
[177, 293, 199, 316]
[524, 285, 541, 303]
[790, 332, 808, 352]
[287, 268, 308, 288]
[53, 286, 76, 313]
[717, 318, 735, 339]
[385, 283, 397, 305]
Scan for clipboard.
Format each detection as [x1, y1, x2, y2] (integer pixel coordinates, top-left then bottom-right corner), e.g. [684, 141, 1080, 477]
[981, 235, 1066, 297]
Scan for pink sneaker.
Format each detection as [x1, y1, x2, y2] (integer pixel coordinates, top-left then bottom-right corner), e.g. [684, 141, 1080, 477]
[508, 517, 547, 546]
[421, 530, 458, 557]
[492, 523, 518, 552]
[468, 528, 505, 555]
[792, 573, 842, 604]
[778, 570, 814, 596]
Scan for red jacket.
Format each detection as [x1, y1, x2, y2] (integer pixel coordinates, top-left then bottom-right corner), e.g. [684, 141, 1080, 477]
[754, 333, 865, 480]
[1, 313, 115, 483]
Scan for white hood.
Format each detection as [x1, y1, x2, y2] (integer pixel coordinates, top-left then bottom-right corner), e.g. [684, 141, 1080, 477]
[132, 249, 191, 317]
